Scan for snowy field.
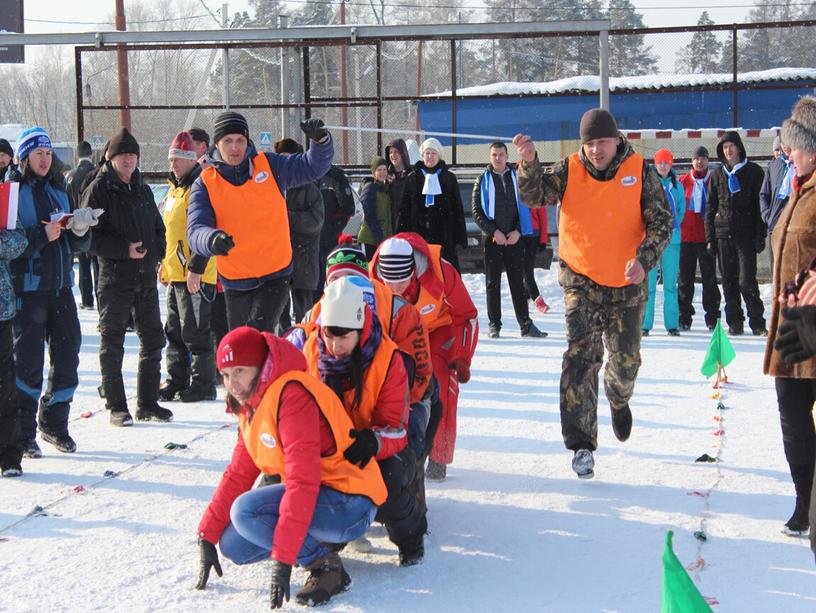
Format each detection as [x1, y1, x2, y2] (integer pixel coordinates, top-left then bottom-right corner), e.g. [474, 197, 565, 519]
[1, 266, 815, 612]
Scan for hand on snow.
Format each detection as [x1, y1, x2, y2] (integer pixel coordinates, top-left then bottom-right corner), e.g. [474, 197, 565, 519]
[300, 118, 329, 143]
[195, 539, 223, 590]
[623, 258, 645, 285]
[775, 306, 816, 365]
[67, 208, 104, 237]
[269, 560, 292, 609]
[210, 231, 235, 256]
[343, 429, 379, 469]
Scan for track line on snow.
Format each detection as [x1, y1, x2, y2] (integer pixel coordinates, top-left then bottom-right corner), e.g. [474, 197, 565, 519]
[0, 421, 233, 536]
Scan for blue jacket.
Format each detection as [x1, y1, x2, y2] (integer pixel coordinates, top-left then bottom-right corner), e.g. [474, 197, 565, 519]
[187, 138, 334, 290]
[0, 227, 27, 321]
[759, 156, 792, 233]
[655, 168, 686, 245]
[11, 176, 91, 294]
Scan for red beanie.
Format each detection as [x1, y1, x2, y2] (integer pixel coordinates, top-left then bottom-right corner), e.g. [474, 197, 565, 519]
[168, 131, 197, 161]
[217, 326, 268, 371]
[654, 148, 673, 165]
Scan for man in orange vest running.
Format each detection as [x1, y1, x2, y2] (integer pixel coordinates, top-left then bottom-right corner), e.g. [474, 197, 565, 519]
[513, 109, 672, 479]
[187, 112, 333, 333]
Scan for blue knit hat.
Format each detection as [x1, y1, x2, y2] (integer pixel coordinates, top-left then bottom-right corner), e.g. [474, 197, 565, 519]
[17, 126, 52, 161]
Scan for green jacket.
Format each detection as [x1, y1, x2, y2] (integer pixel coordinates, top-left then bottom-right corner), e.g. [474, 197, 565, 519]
[357, 177, 392, 246]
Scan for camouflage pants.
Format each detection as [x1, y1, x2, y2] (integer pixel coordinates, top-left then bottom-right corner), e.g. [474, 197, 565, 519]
[559, 264, 646, 451]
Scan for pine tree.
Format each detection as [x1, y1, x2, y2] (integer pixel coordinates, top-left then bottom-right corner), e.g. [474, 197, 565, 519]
[674, 12, 724, 74]
[607, 0, 657, 77]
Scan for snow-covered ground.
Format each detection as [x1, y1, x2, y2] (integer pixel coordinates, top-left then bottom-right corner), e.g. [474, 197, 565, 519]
[1, 267, 815, 612]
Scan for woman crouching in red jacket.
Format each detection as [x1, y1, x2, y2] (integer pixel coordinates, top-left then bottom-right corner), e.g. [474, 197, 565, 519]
[195, 326, 386, 608]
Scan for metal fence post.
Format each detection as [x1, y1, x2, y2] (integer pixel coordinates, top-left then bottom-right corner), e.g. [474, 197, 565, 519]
[450, 39, 457, 165]
[222, 3, 230, 110]
[732, 26, 738, 127]
[599, 29, 610, 110]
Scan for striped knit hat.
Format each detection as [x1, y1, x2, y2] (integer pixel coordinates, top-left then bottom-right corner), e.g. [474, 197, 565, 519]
[213, 111, 249, 144]
[17, 126, 52, 161]
[376, 237, 415, 282]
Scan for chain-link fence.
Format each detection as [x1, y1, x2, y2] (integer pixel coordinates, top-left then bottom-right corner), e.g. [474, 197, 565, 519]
[75, 19, 816, 175]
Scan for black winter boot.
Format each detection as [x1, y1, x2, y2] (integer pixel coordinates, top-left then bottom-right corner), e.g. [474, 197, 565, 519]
[611, 404, 633, 442]
[295, 552, 351, 607]
[397, 532, 425, 567]
[783, 462, 814, 536]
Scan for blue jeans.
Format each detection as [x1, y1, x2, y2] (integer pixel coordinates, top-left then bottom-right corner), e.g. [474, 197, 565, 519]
[219, 485, 376, 567]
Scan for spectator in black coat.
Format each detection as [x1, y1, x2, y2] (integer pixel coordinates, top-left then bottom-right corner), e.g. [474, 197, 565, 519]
[396, 138, 467, 270]
[315, 164, 355, 297]
[705, 130, 767, 335]
[760, 136, 795, 271]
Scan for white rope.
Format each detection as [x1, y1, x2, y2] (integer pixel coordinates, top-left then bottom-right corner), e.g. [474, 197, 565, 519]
[324, 124, 513, 142]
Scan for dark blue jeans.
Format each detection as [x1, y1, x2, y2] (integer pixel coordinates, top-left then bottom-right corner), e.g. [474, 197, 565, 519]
[219, 485, 376, 567]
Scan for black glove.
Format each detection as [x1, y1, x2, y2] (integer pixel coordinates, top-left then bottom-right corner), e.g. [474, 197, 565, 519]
[775, 306, 816, 364]
[755, 237, 766, 254]
[343, 429, 379, 469]
[300, 118, 329, 142]
[210, 231, 235, 256]
[195, 538, 223, 590]
[706, 242, 718, 258]
[269, 559, 292, 609]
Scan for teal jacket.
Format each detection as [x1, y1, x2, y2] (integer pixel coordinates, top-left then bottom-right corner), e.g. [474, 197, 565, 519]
[655, 168, 686, 245]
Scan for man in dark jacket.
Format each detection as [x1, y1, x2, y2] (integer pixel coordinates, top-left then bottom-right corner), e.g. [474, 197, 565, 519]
[705, 130, 767, 335]
[0, 139, 13, 181]
[67, 140, 97, 309]
[315, 164, 355, 297]
[81, 128, 171, 427]
[187, 112, 333, 333]
[760, 136, 794, 271]
[472, 142, 545, 339]
[396, 138, 467, 271]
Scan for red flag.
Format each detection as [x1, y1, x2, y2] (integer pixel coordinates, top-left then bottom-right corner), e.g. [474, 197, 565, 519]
[0, 182, 19, 230]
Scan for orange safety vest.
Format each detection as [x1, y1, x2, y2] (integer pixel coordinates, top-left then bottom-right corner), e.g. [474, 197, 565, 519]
[302, 329, 401, 431]
[558, 152, 645, 288]
[238, 370, 387, 506]
[414, 244, 452, 331]
[201, 154, 292, 280]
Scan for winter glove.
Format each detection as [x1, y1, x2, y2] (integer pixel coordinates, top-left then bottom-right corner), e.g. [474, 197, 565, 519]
[775, 306, 816, 364]
[195, 538, 223, 590]
[269, 559, 292, 609]
[67, 208, 104, 237]
[300, 118, 329, 142]
[450, 358, 471, 384]
[755, 237, 766, 254]
[706, 242, 718, 258]
[343, 429, 379, 469]
[210, 231, 235, 256]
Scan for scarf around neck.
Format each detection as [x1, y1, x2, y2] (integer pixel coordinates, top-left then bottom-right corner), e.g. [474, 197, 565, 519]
[421, 167, 442, 207]
[479, 168, 533, 235]
[317, 310, 383, 399]
[778, 156, 796, 201]
[690, 168, 710, 214]
[722, 158, 748, 194]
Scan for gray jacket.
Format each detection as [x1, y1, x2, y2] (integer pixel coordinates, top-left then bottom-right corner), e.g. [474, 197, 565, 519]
[0, 227, 28, 321]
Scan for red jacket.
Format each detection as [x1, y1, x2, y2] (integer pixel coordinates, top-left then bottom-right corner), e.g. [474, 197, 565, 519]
[679, 171, 709, 244]
[197, 335, 337, 565]
[530, 207, 549, 245]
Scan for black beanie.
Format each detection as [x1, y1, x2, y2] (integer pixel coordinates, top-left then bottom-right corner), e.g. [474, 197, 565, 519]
[579, 108, 619, 143]
[213, 111, 249, 144]
[107, 128, 140, 159]
[77, 140, 92, 158]
[693, 146, 709, 159]
[0, 139, 13, 157]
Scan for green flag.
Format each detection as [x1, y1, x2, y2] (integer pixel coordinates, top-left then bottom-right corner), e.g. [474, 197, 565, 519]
[661, 531, 713, 613]
[700, 320, 736, 378]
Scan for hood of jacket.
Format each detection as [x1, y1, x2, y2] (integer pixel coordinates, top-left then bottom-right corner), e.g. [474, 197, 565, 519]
[716, 130, 747, 166]
[385, 138, 411, 173]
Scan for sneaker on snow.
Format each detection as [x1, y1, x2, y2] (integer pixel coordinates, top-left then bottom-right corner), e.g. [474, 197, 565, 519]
[23, 439, 42, 459]
[534, 296, 550, 314]
[572, 449, 594, 479]
[179, 386, 217, 403]
[611, 404, 633, 442]
[679, 323, 691, 331]
[295, 552, 351, 607]
[521, 322, 548, 338]
[667, 329, 680, 337]
[642, 329, 649, 337]
[487, 324, 500, 339]
[39, 430, 77, 453]
[109, 409, 134, 427]
[1, 465, 22, 478]
[425, 459, 447, 482]
[135, 405, 174, 423]
[728, 324, 744, 336]
[158, 382, 182, 402]
[752, 326, 768, 337]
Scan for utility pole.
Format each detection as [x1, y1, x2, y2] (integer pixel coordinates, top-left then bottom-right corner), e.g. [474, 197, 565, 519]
[339, 0, 349, 164]
[114, 0, 132, 130]
[415, 40, 423, 140]
[223, 3, 230, 110]
[279, 14, 289, 137]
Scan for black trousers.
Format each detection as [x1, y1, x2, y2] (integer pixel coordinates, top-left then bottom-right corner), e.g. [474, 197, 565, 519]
[224, 277, 291, 333]
[279, 288, 317, 331]
[775, 377, 816, 467]
[77, 253, 95, 308]
[0, 319, 21, 469]
[210, 290, 228, 354]
[484, 239, 530, 329]
[717, 237, 765, 329]
[375, 448, 427, 546]
[14, 289, 81, 441]
[678, 242, 721, 328]
[164, 282, 216, 392]
[98, 279, 165, 411]
[521, 235, 541, 301]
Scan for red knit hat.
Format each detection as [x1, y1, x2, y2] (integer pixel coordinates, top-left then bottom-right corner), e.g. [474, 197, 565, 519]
[654, 148, 673, 165]
[168, 131, 198, 161]
[217, 326, 268, 371]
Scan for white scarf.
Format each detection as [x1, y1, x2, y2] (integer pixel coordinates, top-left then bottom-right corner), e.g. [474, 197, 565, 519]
[690, 170, 710, 214]
[723, 159, 748, 194]
[421, 168, 442, 207]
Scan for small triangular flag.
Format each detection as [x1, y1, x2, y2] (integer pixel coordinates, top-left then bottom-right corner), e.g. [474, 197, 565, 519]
[700, 320, 736, 378]
[661, 531, 713, 612]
